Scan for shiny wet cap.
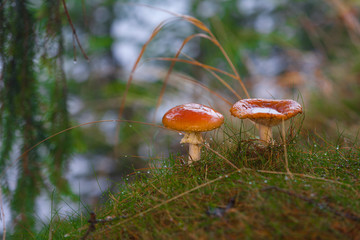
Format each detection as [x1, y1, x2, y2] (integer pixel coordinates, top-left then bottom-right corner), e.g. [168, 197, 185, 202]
[230, 98, 303, 126]
[162, 103, 224, 132]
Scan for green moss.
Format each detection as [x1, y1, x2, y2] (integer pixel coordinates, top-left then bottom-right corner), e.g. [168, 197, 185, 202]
[37, 129, 360, 240]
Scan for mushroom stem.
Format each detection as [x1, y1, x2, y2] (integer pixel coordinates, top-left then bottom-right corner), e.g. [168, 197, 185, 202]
[180, 132, 203, 164]
[258, 124, 272, 143]
[188, 144, 202, 164]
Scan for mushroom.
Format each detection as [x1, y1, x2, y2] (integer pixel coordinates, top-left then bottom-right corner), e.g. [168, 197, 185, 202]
[230, 98, 303, 144]
[162, 103, 224, 164]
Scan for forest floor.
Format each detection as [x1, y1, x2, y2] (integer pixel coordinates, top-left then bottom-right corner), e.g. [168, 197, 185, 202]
[39, 127, 360, 240]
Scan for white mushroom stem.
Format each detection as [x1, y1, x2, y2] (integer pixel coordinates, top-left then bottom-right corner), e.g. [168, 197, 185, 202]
[258, 124, 272, 143]
[188, 144, 202, 164]
[180, 131, 203, 164]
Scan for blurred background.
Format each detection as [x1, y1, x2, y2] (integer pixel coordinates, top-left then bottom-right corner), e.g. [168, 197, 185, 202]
[1, 0, 360, 235]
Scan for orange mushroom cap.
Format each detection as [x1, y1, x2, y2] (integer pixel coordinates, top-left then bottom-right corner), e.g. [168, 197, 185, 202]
[230, 98, 303, 126]
[162, 103, 224, 132]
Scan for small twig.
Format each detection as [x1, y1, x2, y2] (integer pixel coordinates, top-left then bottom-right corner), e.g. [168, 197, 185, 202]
[262, 186, 360, 222]
[262, 186, 313, 201]
[81, 212, 126, 240]
[61, 0, 89, 61]
[81, 212, 96, 240]
[206, 196, 236, 218]
[149, 182, 168, 197]
[204, 144, 240, 170]
[257, 170, 354, 188]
